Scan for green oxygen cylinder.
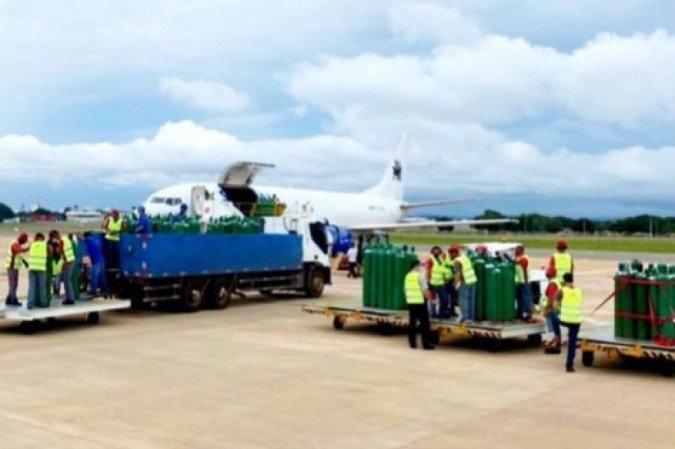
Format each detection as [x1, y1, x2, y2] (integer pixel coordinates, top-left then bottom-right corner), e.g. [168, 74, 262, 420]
[370, 242, 381, 308]
[614, 262, 629, 339]
[667, 266, 675, 341]
[500, 262, 517, 321]
[473, 258, 486, 321]
[382, 245, 396, 309]
[654, 265, 668, 341]
[362, 244, 374, 307]
[485, 264, 498, 321]
[393, 247, 407, 310]
[634, 272, 649, 341]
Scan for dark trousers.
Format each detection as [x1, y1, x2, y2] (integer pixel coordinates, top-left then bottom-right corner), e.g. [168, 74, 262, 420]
[104, 240, 120, 293]
[408, 303, 432, 348]
[347, 262, 358, 278]
[561, 322, 580, 366]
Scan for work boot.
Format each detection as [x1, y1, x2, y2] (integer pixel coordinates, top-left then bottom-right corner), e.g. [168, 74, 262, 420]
[565, 364, 575, 373]
[545, 345, 562, 355]
[62, 299, 75, 306]
[423, 345, 435, 350]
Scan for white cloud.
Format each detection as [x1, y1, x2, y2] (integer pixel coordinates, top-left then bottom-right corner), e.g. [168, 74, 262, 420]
[388, 1, 483, 44]
[160, 77, 251, 113]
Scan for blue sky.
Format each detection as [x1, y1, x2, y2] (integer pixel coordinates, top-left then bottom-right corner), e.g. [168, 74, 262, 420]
[1, 1, 674, 217]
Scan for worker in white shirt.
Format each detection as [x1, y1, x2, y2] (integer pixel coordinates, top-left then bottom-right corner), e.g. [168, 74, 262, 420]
[346, 244, 359, 278]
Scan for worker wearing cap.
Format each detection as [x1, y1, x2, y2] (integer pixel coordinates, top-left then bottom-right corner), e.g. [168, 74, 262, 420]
[425, 246, 450, 318]
[103, 209, 124, 291]
[556, 272, 583, 372]
[171, 203, 189, 223]
[26, 233, 48, 309]
[451, 245, 477, 322]
[5, 233, 29, 307]
[405, 259, 434, 350]
[542, 267, 562, 354]
[514, 245, 533, 321]
[136, 206, 152, 234]
[548, 240, 573, 283]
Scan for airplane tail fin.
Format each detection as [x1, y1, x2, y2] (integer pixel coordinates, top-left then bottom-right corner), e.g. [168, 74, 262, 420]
[363, 133, 408, 200]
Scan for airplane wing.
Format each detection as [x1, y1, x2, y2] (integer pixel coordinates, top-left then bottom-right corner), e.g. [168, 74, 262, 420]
[400, 198, 477, 210]
[349, 218, 517, 232]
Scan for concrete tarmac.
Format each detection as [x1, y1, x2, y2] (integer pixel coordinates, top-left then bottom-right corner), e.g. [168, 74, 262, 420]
[0, 235, 672, 448]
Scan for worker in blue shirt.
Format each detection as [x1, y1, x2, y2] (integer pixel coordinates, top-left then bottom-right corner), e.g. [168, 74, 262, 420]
[136, 206, 151, 234]
[171, 203, 189, 223]
[83, 232, 109, 297]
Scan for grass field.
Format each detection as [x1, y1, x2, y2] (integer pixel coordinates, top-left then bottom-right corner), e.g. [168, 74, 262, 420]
[390, 233, 675, 254]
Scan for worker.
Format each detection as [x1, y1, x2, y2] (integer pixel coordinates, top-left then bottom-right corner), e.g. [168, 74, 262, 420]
[514, 245, 533, 321]
[171, 203, 189, 223]
[60, 233, 77, 305]
[450, 245, 477, 322]
[542, 267, 562, 354]
[346, 243, 359, 278]
[136, 206, 152, 234]
[83, 232, 109, 297]
[557, 272, 583, 372]
[443, 247, 458, 318]
[103, 208, 124, 265]
[425, 246, 450, 318]
[404, 259, 434, 350]
[5, 233, 29, 307]
[26, 233, 48, 309]
[548, 240, 573, 283]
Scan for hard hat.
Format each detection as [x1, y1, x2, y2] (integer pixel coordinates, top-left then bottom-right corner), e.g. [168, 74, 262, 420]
[111, 208, 120, 216]
[475, 245, 488, 254]
[449, 244, 460, 255]
[556, 240, 568, 251]
[545, 267, 556, 278]
[17, 233, 28, 244]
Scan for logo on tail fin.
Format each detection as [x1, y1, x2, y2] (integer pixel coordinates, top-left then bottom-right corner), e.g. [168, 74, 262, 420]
[392, 160, 402, 181]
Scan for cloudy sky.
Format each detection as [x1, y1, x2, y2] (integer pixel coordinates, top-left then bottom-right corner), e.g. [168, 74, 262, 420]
[1, 0, 674, 217]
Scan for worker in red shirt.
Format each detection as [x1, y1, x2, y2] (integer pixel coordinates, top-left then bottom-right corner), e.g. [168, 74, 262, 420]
[5, 233, 29, 306]
[547, 240, 573, 283]
[542, 267, 562, 354]
[514, 245, 533, 321]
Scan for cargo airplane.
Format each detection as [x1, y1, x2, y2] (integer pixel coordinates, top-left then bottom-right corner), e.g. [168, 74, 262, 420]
[142, 135, 514, 232]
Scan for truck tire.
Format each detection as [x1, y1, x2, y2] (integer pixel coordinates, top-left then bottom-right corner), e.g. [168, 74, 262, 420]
[181, 278, 206, 312]
[207, 278, 233, 310]
[305, 268, 325, 298]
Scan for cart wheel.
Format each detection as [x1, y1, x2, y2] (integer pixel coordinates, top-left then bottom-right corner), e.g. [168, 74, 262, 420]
[527, 333, 543, 347]
[19, 320, 39, 335]
[582, 350, 594, 367]
[86, 312, 101, 325]
[487, 339, 502, 353]
[378, 322, 394, 336]
[332, 316, 345, 330]
[659, 358, 674, 378]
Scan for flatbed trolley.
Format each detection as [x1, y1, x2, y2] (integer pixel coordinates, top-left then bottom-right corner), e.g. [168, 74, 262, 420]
[0, 298, 131, 333]
[580, 327, 675, 376]
[302, 303, 547, 349]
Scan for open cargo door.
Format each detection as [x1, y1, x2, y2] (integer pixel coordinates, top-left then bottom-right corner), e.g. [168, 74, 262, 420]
[218, 162, 275, 217]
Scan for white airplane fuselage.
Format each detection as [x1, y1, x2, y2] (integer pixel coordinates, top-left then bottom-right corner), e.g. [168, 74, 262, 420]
[143, 182, 405, 228]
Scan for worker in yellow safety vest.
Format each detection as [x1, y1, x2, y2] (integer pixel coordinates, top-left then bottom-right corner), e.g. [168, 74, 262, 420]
[542, 267, 562, 354]
[5, 233, 29, 307]
[425, 246, 450, 319]
[60, 232, 77, 305]
[514, 245, 534, 321]
[556, 272, 583, 372]
[27, 233, 48, 309]
[450, 245, 477, 322]
[405, 259, 434, 350]
[103, 209, 124, 290]
[548, 240, 573, 283]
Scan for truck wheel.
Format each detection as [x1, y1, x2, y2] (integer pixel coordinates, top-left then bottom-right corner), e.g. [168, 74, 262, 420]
[19, 320, 39, 335]
[208, 278, 232, 310]
[582, 350, 594, 367]
[181, 278, 206, 312]
[332, 316, 345, 330]
[305, 269, 325, 298]
[86, 312, 101, 325]
[659, 358, 674, 378]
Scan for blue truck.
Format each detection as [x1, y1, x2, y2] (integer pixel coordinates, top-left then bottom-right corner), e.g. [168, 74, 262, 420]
[116, 217, 332, 311]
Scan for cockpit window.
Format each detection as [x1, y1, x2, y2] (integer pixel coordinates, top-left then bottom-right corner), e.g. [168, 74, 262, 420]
[168, 198, 182, 206]
[150, 197, 166, 204]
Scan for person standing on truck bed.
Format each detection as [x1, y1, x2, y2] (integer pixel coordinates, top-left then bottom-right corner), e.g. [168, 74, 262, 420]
[5, 233, 29, 307]
[83, 232, 109, 298]
[514, 245, 533, 321]
[548, 240, 573, 283]
[136, 206, 151, 234]
[26, 233, 48, 309]
[405, 259, 434, 350]
[425, 246, 450, 319]
[103, 209, 124, 293]
[60, 232, 77, 305]
[450, 245, 477, 322]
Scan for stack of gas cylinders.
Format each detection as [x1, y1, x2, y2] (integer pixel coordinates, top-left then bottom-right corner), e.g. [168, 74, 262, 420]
[362, 243, 419, 310]
[472, 256, 517, 321]
[124, 216, 264, 235]
[614, 260, 675, 344]
[362, 244, 519, 319]
[251, 195, 285, 217]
